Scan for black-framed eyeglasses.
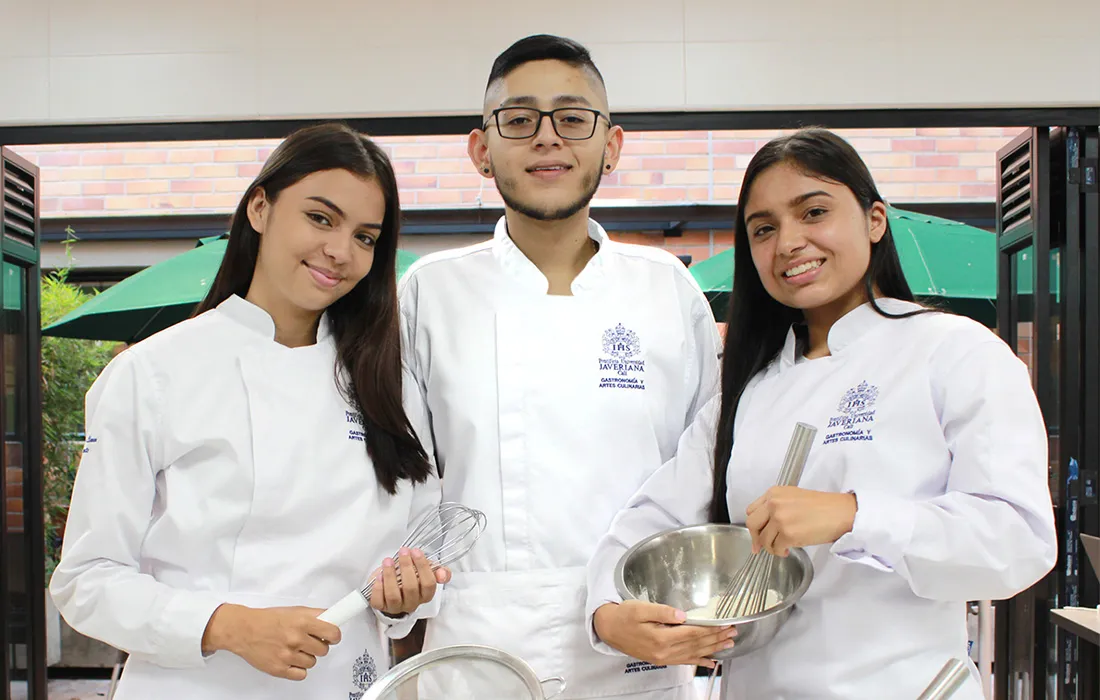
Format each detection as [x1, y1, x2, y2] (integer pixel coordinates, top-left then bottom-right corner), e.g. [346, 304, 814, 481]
[483, 107, 611, 141]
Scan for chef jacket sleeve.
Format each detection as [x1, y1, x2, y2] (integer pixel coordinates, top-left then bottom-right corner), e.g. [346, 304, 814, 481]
[373, 364, 445, 638]
[830, 334, 1058, 601]
[585, 395, 721, 656]
[48, 349, 225, 669]
[685, 290, 723, 424]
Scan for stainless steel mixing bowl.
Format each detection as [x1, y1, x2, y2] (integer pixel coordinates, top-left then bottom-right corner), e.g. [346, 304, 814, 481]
[614, 523, 814, 660]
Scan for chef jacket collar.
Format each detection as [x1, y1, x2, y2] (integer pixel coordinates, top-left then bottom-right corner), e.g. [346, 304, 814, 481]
[491, 215, 610, 295]
[218, 294, 334, 345]
[778, 297, 924, 368]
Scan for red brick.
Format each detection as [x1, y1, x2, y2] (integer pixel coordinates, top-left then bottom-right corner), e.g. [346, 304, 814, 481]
[437, 144, 470, 158]
[915, 154, 960, 168]
[917, 128, 961, 137]
[597, 187, 644, 200]
[39, 152, 82, 166]
[713, 140, 756, 154]
[62, 198, 106, 211]
[416, 190, 463, 205]
[61, 166, 106, 181]
[664, 170, 710, 186]
[937, 139, 979, 152]
[935, 169, 978, 182]
[864, 153, 914, 168]
[713, 230, 735, 244]
[83, 181, 125, 196]
[713, 186, 739, 200]
[214, 177, 253, 193]
[961, 184, 997, 198]
[619, 171, 662, 186]
[642, 131, 698, 140]
[687, 187, 710, 201]
[644, 187, 689, 202]
[714, 171, 742, 184]
[609, 232, 653, 245]
[237, 164, 263, 178]
[7, 513, 22, 532]
[622, 141, 665, 155]
[127, 180, 171, 195]
[125, 150, 169, 165]
[675, 231, 713, 246]
[172, 180, 214, 193]
[168, 149, 215, 164]
[848, 138, 892, 153]
[151, 195, 198, 210]
[43, 181, 82, 197]
[460, 190, 486, 204]
[915, 183, 961, 198]
[194, 194, 241, 209]
[879, 184, 918, 199]
[397, 175, 439, 189]
[615, 157, 643, 171]
[258, 147, 275, 160]
[394, 145, 438, 159]
[711, 156, 737, 169]
[438, 174, 484, 189]
[214, 148, 258, 163]
[105, 166, 149, 180]
[959, 153, 995, 167]
[147, 165, 192, 179]
[891, 139, 936, 152]
[41, 199, 60, 212]
[106, 195, 151, 210]
[416, 160, 466, 174]
[192, 164, 236, 178]
[82, 151, 126, 166]
[685, 157, 710, 170]
[641, 157, 688, 171]
[666, 141, 709, 155]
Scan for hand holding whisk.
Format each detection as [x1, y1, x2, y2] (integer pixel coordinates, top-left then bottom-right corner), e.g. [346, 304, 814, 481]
[714, 422, 817, 620]
[318, 503, 487, 626]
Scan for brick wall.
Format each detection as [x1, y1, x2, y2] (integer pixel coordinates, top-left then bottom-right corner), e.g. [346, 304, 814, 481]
[13, 127, 1022, 218]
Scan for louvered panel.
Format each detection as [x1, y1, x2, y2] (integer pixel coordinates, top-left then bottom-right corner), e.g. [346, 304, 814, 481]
[1, 157, 36, 248]
[999, 140, 1033, 235]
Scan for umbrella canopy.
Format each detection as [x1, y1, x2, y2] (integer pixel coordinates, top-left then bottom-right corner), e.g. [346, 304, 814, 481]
[43, 236, 421, 343]
[691, 206, 999, 326]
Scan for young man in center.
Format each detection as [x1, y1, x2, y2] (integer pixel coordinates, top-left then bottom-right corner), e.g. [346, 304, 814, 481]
[398, 34, 728, 698]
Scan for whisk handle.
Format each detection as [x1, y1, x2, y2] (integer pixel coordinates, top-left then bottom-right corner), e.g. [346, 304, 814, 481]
[317, 590, 369, 627]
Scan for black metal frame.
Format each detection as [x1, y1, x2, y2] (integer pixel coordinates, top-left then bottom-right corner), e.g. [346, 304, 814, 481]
[1, 107, 1099, 146]
[1, 147, 47, 700]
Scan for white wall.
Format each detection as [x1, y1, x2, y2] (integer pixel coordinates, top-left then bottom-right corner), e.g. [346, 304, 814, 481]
[1, 0, 1098, 126]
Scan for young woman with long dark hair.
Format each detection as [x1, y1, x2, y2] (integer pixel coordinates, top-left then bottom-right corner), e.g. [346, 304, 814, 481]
[50, 123, 448, 699]
[585, 129, 1057, 698]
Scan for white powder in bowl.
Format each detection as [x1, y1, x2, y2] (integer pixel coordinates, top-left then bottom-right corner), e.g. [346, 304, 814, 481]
[685, 589, 781, 620]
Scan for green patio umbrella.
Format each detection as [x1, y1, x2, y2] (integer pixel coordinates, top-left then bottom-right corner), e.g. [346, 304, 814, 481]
[691, 206, 999, 326]
[43, 236, 421, 343]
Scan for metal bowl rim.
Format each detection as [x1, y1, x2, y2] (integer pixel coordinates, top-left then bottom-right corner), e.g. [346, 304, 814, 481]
[613, 522, 815, 626]
[359, 643, 551, 699]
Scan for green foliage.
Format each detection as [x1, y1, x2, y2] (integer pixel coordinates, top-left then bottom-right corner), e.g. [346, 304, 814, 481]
[41, 229, 117, 579]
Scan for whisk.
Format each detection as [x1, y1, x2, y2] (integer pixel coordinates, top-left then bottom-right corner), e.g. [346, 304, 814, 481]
[714, 422, 817, 620]
[318, 502, 487, 626]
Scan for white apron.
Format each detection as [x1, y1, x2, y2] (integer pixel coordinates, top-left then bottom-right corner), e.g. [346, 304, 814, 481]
[422, 297, 695, 699]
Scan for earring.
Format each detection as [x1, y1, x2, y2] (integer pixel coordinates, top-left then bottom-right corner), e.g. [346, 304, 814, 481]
[605, 164, 612, 170]
[483, 168, 491, 174]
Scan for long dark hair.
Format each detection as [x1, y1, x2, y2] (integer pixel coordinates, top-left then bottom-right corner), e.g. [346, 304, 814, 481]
[709, 128, 930, 522]
[195, 122, 433, 494]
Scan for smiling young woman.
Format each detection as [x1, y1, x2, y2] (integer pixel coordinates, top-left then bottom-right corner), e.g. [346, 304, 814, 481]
[49, 123, 449, 700]
[587, 128, 1057, 700]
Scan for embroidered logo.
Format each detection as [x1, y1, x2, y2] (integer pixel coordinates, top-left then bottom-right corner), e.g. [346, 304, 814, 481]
[346, 410, 366, 442]
[823, 380, 879, 444]
[598, 323, 646, 390]
[625, 660, 668, 674]
[81, 436, 98, 454]
[349, 649, 377, 700]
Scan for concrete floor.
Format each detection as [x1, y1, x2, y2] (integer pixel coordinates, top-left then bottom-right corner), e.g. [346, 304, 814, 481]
[9, 680, 110, 700]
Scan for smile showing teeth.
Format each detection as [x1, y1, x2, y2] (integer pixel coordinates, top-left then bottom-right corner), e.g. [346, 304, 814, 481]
[784, 260, 823, 278]
[530, 165, 569, 172]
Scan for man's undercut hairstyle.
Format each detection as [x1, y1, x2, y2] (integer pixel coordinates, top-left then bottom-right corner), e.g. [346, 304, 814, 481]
[485, 34, 606, 94]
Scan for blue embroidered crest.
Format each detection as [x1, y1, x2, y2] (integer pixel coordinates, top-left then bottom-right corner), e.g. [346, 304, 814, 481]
[837, 381, 879, 415]
[349, 649, 377, 700]
[823, 380, 879, 444]
[598, 324, 646, 389]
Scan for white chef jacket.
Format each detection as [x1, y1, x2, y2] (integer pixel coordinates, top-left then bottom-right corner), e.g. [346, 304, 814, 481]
[398, 217, 722, 699]
[586, 298, 1058, 700]
[49, 295, 441, 700]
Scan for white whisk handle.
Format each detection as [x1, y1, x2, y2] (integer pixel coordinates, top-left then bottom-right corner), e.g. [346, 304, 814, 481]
[317, 590, 368, 627]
